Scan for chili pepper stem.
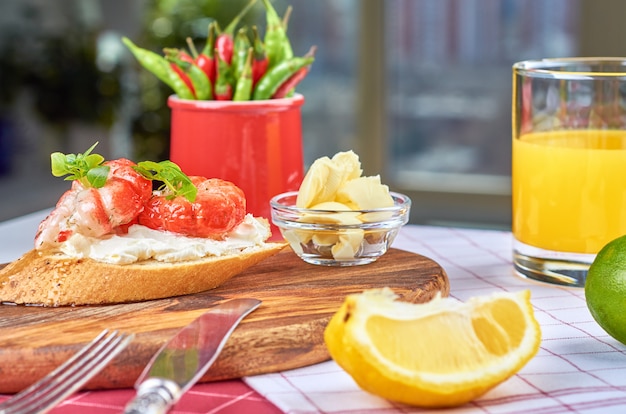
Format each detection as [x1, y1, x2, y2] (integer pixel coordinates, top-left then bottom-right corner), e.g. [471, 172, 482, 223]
[222, 0, 258, 36]
[282, 5, 293, 30]
[186, 37, 199, 59]
[201, 22, 217, 57]
[304, 45, 318, 58]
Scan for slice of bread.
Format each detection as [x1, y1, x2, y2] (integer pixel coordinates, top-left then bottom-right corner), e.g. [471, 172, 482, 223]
[0, 243, 285, 306]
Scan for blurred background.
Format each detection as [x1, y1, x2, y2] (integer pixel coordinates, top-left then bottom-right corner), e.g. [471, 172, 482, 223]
[0, 0, 623, 227]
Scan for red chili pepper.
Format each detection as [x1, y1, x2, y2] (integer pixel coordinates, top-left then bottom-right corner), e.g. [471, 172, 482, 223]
[215, 0, 256, 65]
[271, 45, 316, 99]
[195, 22, 217, 84]
[251, 25, 269, 88]
[271, 66, 307, 99]
[163, 48, 196, 98]
[165, 48, 212, 101]
[214, 28, 233, 66]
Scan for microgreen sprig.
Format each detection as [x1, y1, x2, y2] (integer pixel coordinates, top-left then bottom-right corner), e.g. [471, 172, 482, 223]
[50, 142, 110, 188]
[134, 160, 197, 202]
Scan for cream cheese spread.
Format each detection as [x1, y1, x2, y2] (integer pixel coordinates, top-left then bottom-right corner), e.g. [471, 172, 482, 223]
[60, 214, 270, 265]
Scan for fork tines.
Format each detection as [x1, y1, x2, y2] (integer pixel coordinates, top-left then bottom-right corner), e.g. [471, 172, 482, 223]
[0, 329, 134, 414]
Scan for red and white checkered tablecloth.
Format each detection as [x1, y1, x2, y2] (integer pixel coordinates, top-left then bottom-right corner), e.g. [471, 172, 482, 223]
[245, 226, 626, 414]
[8, 381, 280, 414]
[2, 213, 626, 413]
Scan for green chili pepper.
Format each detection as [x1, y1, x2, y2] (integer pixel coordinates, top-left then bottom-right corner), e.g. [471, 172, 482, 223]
[252, 56, 314, 100]
[122, 37, 194, 100]
[274, 45, 316, 98]
[232, 27, 251, 82]
[164, 48, 213, 100]
[214, 52, 235, 100]
[233, 48, 254, 101]
[262, 0, 293, 68]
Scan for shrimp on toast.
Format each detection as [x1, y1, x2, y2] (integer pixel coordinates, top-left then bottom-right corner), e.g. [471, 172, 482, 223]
[138, 177, 246, 239]
[0, 143, 288, 307]
[35, 147, 152, 250]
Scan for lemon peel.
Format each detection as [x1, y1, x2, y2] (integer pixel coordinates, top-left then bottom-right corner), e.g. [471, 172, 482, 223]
[324, 288, 541, 408]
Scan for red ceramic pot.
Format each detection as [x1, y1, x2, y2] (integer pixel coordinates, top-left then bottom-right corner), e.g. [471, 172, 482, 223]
[168, 94, 305, 236]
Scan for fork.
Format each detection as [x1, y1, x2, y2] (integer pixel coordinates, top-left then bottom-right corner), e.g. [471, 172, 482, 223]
[0, 329, 134, 414]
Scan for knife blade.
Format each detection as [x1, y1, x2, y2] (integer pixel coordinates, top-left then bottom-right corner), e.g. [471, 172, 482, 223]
[123, 298, 261, 414]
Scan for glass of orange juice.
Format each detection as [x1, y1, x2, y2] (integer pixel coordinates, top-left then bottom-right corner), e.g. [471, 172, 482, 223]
[512, 58, 626, 287]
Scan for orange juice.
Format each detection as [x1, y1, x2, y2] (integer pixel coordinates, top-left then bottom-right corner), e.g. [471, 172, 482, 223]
[513, 130, 626, 254]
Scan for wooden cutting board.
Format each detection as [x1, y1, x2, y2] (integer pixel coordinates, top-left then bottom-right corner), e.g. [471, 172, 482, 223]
[0, 248, 448, 394]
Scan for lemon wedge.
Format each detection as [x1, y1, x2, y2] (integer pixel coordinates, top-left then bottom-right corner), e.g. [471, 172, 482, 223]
[324, 288, 541, 408]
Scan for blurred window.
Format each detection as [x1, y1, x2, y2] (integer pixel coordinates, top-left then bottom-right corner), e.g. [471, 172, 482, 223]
[384, 0, 580, 227]
[281, 0, 581, 228]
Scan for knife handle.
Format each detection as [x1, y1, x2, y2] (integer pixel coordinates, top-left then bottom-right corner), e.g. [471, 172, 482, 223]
[124, 378, 182, 414]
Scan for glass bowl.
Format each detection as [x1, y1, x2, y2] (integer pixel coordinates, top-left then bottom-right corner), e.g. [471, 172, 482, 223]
[270, 191, 411, 266]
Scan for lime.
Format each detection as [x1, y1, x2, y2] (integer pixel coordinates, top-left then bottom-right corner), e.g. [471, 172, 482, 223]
[585, 234, 626, 345]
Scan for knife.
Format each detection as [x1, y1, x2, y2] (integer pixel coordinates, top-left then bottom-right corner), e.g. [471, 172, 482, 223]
[123, 298, 261, 414]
